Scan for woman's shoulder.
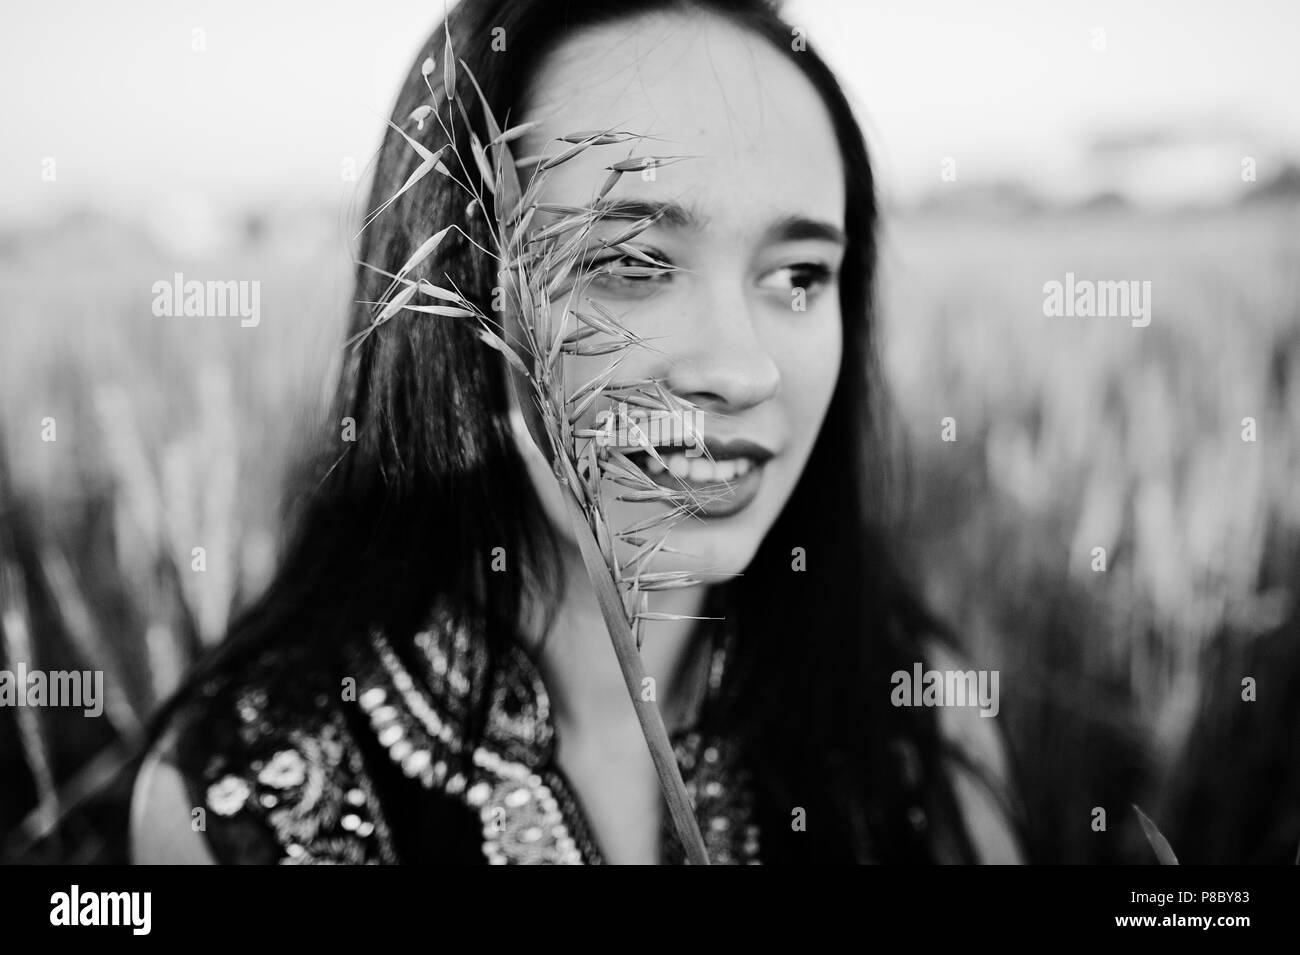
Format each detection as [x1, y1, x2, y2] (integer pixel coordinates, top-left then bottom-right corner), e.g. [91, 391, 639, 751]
[922, 635, 1026, 864]
[131, 636, 399, 865]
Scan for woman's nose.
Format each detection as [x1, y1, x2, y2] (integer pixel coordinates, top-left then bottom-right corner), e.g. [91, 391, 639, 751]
[661, 280, 781, 414]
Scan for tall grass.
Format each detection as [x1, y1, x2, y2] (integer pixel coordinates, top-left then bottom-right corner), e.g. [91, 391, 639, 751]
[1, 200, 1297, 862]
[880, 202, 1300, 862]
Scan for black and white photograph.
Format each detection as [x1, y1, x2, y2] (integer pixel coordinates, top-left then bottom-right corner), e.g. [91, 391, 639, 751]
[1, 0, 1298, 919]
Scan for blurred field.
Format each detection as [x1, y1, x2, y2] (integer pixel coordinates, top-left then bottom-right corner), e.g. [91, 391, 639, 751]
[881, 202, 1300, 863]
[1, 199, 1297, 863]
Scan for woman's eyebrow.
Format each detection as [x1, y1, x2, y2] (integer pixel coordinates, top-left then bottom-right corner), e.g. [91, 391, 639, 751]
[595, 199, 845, 246]
[763, 214, 846, 247]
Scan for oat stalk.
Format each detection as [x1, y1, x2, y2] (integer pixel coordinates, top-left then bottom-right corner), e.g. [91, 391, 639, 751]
[355, 36, 733, 864]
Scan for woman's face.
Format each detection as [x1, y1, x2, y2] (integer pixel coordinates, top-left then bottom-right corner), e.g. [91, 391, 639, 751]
[513, 10, 846, 579]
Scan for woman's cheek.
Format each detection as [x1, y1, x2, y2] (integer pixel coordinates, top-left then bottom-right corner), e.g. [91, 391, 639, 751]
[778, 305, 843, 435]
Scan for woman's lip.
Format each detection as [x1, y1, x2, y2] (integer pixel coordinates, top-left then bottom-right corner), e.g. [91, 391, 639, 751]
[696, 438, 775, 464]
[625, 449, 766, 518]
[602, 438, 777, 463]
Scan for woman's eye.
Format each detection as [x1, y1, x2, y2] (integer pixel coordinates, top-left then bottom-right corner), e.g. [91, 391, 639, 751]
[758, 262, 836, 297]
[588, 248, 673, 295]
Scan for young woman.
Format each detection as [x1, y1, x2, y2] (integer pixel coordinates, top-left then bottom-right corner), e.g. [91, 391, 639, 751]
[131, 0, 1025, 865]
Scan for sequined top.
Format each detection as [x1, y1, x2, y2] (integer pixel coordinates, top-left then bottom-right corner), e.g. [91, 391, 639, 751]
[160, 605, 764, 865]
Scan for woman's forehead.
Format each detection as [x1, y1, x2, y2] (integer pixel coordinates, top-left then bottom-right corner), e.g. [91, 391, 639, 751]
[517, 11, 845, 237]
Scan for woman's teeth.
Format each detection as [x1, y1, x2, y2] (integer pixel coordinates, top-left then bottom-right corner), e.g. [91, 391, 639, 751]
[645, 452, 753, 483]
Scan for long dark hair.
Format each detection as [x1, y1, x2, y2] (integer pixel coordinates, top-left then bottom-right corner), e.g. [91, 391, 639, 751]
[150, 0, 988, 863]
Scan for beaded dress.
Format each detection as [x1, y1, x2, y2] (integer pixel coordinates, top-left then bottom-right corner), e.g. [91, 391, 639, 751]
[157, 585, 979, 865]
[159, 603, 764, 865]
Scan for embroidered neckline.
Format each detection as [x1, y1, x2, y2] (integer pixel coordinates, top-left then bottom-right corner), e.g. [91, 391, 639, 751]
[352, 606, 761, 864]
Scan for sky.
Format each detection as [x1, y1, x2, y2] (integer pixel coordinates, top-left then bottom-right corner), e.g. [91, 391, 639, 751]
[2, 0, 1297, 228]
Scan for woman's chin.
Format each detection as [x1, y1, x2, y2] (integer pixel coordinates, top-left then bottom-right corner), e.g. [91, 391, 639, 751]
[610, 514, 765, 582]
